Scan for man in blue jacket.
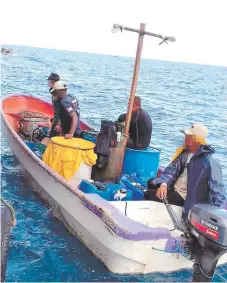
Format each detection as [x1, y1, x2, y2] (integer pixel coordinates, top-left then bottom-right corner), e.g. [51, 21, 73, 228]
[145, 123, 226, 218]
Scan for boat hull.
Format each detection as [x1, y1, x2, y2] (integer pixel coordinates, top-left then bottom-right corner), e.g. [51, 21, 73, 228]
[1, 199, 15, 282]
[1, 94, 227, 274]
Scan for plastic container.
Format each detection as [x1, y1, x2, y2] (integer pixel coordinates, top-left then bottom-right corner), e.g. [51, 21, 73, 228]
[118, 175, 145, 200]
[122, 146, 160, 179]
[34, 143, 47, 154]
[109, 184, 133, 201]
[79, 180, 111, 200]
[51, 137, 95, 149]
[79, 181, 133, 201]
[25, 142, 36, 151]
[25, 142, 47, 159]
[82, 130, 99, 144]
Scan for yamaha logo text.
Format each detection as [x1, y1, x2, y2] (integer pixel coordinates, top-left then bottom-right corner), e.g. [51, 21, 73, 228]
[200, 219, 218, 231]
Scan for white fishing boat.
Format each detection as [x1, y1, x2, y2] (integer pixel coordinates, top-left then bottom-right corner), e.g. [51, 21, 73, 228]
[1, 92, 227, 280]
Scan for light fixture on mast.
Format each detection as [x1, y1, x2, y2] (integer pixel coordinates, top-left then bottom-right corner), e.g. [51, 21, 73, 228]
[111, 23, 176, 45]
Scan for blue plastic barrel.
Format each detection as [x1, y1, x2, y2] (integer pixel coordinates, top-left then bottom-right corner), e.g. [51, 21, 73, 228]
[122, 146, 161, 179]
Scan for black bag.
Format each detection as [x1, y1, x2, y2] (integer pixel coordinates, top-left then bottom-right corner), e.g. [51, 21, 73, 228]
[94, 120, 118, 169]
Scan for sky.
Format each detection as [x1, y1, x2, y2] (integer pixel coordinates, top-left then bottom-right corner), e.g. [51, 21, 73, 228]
[1, 0, 227, 66]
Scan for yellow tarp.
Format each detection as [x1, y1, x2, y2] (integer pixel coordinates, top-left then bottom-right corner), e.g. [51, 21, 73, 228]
[42, 138, 97, 180]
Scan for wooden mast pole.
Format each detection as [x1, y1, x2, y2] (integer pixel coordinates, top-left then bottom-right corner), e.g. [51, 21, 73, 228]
[118, 23, 146, 174]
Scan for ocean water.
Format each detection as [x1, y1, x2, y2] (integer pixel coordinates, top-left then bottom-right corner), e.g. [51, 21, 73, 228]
[1, 45, 227, 282]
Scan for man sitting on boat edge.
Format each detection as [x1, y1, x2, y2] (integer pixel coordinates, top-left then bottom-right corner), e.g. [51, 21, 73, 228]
[53, 81, 81, 139]
[145, 123, 226, 218]
[118, 96, 152, 150]
[48, 73, 62, 137]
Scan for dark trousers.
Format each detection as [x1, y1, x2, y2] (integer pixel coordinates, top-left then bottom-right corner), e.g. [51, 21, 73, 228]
[144, 189, 185, 207]
[126, 137, 147, 150]
[126, 137, 135, 148]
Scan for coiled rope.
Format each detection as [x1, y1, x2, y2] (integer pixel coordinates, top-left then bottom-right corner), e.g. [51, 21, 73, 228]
[152, 237, 192, 261]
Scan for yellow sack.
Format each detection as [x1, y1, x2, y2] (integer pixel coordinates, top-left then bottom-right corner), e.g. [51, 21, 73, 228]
[42, 138, 97, 180]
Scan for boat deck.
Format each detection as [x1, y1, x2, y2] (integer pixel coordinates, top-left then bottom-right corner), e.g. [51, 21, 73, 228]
[110, 200, 182, 236]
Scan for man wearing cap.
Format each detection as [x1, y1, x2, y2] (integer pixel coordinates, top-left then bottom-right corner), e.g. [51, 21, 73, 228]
[48, 73, 62, 137]
[53, 81, 81, 139]
[145, 123, 226, 218]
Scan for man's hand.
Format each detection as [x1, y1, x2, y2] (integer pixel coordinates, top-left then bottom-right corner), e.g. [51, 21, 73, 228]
[65, 133, 73, 139]
[156, 183, 167, 199]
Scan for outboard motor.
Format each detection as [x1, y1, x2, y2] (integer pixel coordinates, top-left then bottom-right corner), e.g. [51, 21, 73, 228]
[188, 203, 227, 282]
[163, 198, 227, 282]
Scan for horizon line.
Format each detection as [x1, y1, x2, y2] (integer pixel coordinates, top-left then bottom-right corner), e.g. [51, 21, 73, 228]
[2, 42, 227, 69]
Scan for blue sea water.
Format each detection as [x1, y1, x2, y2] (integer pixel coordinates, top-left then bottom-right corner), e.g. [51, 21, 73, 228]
[1, 45, 227, 282]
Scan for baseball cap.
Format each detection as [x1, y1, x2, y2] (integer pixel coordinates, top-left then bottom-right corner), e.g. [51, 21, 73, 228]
[53, 81, 67, 90]
[181, 123, 209, 139]
[48, 73, 60, 82]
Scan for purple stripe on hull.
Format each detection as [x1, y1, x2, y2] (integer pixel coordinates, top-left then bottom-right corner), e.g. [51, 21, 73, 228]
[81, 194, 172, 241]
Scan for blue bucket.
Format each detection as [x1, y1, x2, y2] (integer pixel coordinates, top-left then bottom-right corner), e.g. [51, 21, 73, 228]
[122, 146, 161, 179]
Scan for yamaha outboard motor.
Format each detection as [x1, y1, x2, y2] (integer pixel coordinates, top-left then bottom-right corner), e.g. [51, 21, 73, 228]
[188, 203, 227, 281]
[163, 199, 227, 282]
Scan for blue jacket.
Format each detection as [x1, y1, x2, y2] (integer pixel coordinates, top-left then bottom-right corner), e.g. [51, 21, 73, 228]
[152, 145, 226, 217]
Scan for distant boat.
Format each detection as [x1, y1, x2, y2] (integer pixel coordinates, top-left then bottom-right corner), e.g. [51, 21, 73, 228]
[1, 198, 16, 282]
[1, 48, 13, 56]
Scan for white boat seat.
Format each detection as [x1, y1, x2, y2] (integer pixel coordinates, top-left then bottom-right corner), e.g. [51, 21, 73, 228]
[81, 194, 172, 242]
